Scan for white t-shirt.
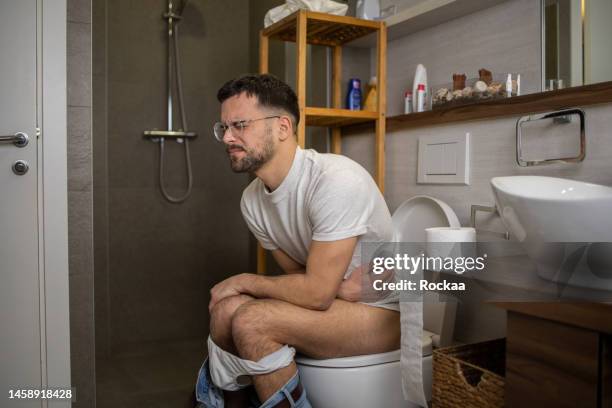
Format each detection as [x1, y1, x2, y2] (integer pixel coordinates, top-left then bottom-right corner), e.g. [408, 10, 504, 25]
[240, 146, 393, 279]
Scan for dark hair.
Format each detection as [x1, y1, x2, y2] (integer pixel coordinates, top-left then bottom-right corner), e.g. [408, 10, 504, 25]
[217, 74, 300, 130]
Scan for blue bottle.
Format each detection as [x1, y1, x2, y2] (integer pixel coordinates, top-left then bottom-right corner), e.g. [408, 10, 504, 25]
[346, 78, 362, 110]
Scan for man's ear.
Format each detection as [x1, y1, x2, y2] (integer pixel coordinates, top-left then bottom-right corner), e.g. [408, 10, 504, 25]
[277, 115, 293, 141]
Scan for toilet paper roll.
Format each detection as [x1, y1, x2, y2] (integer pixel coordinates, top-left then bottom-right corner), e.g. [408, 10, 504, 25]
[400, 301, 427, 407]
[426, 227, 476, 271]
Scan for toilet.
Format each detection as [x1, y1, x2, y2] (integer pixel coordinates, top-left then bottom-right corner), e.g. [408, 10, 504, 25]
[296, 196, 459, 408]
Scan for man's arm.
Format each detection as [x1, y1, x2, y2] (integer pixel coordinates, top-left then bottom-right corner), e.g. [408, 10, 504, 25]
[270, 249, 305, 274]
[267, 248, 364, 300]
[209, 237, 357, 311]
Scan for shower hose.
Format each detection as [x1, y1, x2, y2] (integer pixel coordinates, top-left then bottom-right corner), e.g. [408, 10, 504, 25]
[159, 22, 193, 203]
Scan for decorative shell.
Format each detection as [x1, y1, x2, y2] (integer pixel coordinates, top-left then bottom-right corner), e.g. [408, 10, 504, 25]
[452, 90, 463, 99]
[474, 81, 487, 93]
[461, 86, 473, 97]
[435, 87, 449, 99]
[488, 83, 502, 94]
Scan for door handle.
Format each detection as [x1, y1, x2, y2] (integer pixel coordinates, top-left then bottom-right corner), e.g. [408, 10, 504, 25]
[0, 132, 29, 147]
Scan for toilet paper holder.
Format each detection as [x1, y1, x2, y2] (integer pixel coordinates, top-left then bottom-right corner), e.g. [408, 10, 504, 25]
[470, 204, 510, 240]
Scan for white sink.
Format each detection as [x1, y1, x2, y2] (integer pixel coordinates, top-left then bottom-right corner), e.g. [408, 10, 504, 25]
[490, 176, 612, 291]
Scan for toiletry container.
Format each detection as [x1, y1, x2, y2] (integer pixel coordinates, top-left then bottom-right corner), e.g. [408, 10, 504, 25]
[412, 64, 428, 112]
[416, 84, 426, 112]
[505, 74, 512, 97]
[346, 78, 362, 110]
[404, 90, 413, 114]
[364, 76, 377, 111]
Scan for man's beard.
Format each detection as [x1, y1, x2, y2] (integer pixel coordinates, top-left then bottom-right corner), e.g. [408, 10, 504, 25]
[226, 128, 275, 173]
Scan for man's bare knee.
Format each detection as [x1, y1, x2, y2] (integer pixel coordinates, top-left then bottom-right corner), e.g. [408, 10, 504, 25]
[232, 300, 278, 360]
[210, 294, 255, 350]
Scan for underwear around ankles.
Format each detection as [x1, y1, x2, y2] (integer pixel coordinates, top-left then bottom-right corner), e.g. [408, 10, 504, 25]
[206, 336, 296, 391]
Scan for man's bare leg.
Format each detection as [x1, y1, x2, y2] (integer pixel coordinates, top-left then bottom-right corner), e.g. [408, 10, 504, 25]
[209, 294, 256, 407]
[231, 299, 400, 403]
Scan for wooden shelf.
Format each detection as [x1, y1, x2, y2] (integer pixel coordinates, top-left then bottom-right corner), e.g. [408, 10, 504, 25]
[305, 107, 379, 127]
[345, 81, 612, 132]
[262, 10, 380, 46]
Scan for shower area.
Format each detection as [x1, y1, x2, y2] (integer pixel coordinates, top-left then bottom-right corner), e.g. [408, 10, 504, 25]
[92, 0, 277, 406]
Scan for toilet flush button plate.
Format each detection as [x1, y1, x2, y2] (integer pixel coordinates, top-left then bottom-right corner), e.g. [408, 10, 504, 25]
[417, 132, 470, 185]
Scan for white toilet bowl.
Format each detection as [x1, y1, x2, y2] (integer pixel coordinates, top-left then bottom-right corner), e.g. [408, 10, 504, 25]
[296, 196, 459, 408]
[296, 331, 434, 408]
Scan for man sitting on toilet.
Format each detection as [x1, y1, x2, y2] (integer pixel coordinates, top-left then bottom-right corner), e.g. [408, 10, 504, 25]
[195, 74, 399, 408]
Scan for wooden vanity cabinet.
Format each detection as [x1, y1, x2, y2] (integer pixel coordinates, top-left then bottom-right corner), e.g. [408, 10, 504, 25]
[494, 303, 612, 408]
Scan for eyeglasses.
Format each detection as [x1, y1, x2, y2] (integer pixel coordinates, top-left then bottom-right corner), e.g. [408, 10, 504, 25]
[213, 115, 280, 142]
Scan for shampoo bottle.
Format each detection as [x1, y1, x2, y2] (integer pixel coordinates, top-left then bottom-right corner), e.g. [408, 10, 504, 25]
[346, 78, 362, 110]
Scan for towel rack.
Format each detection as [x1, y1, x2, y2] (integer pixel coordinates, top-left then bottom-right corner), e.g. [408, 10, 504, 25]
[516, 108, 585, 167]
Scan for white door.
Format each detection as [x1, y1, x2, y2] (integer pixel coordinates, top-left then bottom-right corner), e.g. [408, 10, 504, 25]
[0, 0, 43, 404]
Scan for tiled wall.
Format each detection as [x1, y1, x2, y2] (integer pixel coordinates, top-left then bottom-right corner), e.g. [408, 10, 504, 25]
[92, 0, 107, 364]
[93, 0, 255, 357]
[67, 0, 95, 406]
[341, 0, 612, 342]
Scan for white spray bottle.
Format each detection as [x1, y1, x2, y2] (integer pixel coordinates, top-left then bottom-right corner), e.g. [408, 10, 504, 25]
[412, 64, 428, 112]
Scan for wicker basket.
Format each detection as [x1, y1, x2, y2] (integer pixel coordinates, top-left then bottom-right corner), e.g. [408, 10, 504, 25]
[432, 338, 506, 408]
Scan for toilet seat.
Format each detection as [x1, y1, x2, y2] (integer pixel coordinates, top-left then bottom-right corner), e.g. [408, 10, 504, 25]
[391, 195, 461, 241]
[295, 330, 435, 368]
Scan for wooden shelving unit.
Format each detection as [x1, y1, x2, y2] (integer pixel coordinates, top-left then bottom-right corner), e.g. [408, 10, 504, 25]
[257, 10, 387, 273]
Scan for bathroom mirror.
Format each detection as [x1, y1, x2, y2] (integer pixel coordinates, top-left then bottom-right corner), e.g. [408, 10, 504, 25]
[542, 0, 612, 90]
